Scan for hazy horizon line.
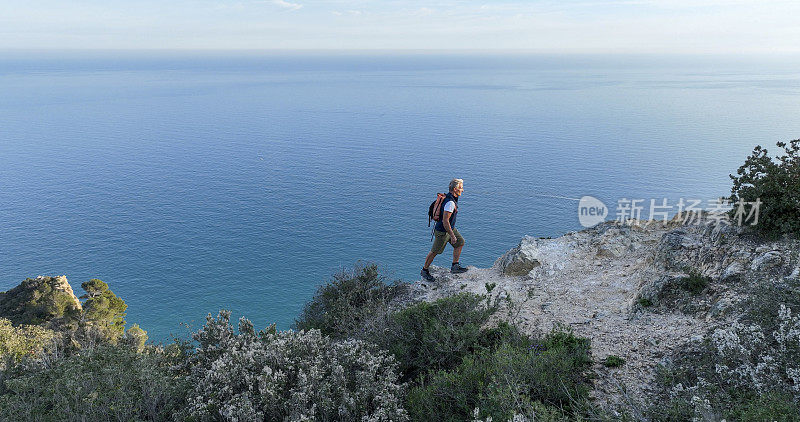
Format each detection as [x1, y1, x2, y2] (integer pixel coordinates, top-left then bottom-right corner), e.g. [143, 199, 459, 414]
[3, 48, 800, 57]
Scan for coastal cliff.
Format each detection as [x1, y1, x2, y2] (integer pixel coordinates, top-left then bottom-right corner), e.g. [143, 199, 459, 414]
[2, 215, 798, 420]
[0, 275, 83, 327]
[411, 216, 800, 409]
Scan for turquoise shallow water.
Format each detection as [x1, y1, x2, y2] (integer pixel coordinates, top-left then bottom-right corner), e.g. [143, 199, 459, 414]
[1, 52, 799, 341]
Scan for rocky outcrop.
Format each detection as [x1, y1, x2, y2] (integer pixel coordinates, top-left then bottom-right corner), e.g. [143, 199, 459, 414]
[0, 275, 82, 326]
[411, 217, 799, 408]
[495, 238, 541, 276]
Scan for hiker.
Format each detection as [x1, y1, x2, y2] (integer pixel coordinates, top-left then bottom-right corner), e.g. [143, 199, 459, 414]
[421, 178, 468, 282]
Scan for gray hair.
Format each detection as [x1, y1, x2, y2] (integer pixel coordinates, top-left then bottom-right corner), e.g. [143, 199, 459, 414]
[449, 178, 463, 192]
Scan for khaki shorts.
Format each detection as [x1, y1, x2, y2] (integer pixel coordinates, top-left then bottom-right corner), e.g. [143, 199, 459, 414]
[431, 228, 464, 255]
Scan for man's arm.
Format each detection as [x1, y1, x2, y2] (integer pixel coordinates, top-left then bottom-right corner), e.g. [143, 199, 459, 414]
[442, 211, 457, 245]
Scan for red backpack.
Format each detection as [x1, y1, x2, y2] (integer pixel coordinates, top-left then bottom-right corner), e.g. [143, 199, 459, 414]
[428, 193, 457, 227]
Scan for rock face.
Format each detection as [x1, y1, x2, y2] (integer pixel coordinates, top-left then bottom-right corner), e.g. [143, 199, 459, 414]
[495, 238, 541, 276]
[410, 218, 799, 408]
[0, 275, 82, 326]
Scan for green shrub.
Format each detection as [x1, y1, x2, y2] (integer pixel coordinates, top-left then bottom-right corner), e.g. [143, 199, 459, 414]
[742, 274, 800, 337]
[407, 345, 518, 421]
[378, 292, 495, 382]
[406, 326, 593, 422]
[602, 355, 625, 368]
[680, 270, 710, 295]
[475, 320, 531, 350]
[0, 344, 185, 421]
[728, 392, 800, 422]
[729, 139, 800, 239]
[294, 262, 408, 339]
[123, 324, 148, 353]
[296, 266, 507, 383]
[0, 318, 55, 367]
[647, 395, 694, 422]
[532, 326, 593, 403]
[645, 269, 713, 314]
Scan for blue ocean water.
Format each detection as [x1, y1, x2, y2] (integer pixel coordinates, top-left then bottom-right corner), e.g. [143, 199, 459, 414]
[1, 52, 799, 341]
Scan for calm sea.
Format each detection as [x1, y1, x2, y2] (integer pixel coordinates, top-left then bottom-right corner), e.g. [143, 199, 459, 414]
[2, 52, 799, 341]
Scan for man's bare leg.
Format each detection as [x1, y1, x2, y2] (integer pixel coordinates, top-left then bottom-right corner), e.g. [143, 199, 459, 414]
[424, 251, 437, 269]
[453, 244, 463, 264]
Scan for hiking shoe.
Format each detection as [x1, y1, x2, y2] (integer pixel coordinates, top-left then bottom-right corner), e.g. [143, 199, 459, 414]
[421, 268, 435, 282]
[451, 263, 468, 274]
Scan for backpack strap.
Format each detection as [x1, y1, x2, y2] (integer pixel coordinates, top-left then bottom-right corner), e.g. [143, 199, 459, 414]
[428, 193, 448, 241]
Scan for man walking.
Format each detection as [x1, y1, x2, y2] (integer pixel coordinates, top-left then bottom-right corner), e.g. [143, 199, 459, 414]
[421, 178, 468, 282]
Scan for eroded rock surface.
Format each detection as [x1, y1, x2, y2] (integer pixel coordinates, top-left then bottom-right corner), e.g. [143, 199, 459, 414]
[410, 217, 799, 408]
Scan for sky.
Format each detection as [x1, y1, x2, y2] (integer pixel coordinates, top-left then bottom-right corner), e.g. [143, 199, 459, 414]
[1, 0, 799, 53]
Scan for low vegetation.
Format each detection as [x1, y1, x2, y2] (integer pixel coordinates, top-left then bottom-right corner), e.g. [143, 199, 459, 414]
[648, 275, 800, 421]
[182, 310, 407, 421]
[407, 325, 593, 421]
[294, 262, 408, 339]
[0, 344, 185, 421]
[602, 355, 625, 368]
[292, 265, 596, 421]
[0, 318, 54, 367]
[0, 266, 596, 421]
[637, 268, 714, 315]
[4, 255, 795, 420]
[679, 270, 710, 295]
[381, 292, 496, 382]
[729, 138, 800, 239]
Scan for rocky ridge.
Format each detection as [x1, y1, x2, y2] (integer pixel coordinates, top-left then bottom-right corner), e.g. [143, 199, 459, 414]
[410, 216, 799, 408]
[0, 275, 83, 327]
